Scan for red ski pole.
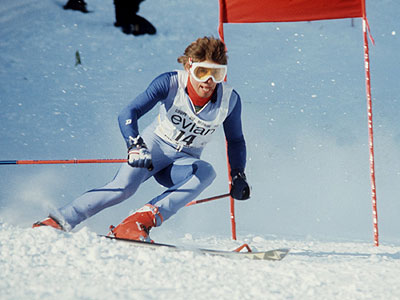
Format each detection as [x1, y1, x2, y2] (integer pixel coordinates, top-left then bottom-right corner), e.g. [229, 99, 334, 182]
[0, 159, 127, 165]
[185, 193, 230, 207]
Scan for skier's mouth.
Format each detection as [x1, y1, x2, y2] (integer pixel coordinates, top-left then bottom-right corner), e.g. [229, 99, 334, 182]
[201, 86, 212, 93]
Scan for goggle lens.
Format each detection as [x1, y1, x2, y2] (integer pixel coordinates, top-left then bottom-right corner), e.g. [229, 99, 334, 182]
[190, 62, 227, 83]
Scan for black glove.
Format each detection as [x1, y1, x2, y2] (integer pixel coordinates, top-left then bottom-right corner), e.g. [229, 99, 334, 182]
[230, 170, 250, 200]
[127, 136, 152, 169]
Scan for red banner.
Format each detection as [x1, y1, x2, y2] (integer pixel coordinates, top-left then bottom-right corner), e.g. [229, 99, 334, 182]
[219, 0, 364, 23]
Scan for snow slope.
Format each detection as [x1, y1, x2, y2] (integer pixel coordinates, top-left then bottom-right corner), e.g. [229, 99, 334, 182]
[1, 0, 400, 299]
[2, 222, 400, 300]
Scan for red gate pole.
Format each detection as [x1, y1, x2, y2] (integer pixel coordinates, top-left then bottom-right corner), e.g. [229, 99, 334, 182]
[362, 14, 379, 246]
[226, 153, 237, 240]
[218, 8, 237, 240]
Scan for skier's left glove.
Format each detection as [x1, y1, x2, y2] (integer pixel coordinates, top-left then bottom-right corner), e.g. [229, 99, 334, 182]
[127, 135, 152, 169]
[230, 169, 250, 200]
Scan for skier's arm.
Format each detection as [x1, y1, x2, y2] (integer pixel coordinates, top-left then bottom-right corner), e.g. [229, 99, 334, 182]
[223, 91, 246, 173]
[118, 72, 173, 147]
[223, 92, 250, 200]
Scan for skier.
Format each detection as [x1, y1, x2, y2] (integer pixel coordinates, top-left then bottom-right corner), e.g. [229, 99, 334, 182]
[33, 36, 250, 242]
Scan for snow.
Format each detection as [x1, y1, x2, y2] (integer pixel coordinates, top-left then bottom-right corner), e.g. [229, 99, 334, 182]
[1, 0, 400, 299]
[2, 223, 400, 300]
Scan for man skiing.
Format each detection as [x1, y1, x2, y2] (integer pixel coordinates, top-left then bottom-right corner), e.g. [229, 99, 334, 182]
[33, 36, 250, 242]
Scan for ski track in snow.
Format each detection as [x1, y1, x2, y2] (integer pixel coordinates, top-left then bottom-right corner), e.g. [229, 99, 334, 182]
[1, 0, 400, 299]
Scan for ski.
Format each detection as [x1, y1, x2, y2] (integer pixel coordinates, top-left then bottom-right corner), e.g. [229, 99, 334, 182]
[100, 235, 289, 261]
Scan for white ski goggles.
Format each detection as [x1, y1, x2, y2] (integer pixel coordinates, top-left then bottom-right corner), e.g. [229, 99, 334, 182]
[189, 61, 227, 83]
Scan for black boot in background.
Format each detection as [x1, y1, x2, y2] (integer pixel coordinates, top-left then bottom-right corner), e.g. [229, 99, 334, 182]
[114, 0, 135, 34]
[131, 14, 156, 36]
[63, 0, 89, 13]
[114, 0, 156, 35]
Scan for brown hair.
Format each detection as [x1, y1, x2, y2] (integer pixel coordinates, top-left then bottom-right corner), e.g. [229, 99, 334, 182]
[177, 36, 227, 68]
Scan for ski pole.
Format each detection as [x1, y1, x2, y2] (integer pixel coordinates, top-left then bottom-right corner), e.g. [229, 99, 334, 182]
[185, 193, 230, 207]
[0, 159, 127, 165]
[0, 158, 156, 170]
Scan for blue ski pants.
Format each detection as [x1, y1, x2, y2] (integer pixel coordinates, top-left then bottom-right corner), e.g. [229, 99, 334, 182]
[57, 129, 216, 230]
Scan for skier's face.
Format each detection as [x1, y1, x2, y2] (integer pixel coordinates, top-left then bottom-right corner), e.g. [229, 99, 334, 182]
[187, 60, 219, 98]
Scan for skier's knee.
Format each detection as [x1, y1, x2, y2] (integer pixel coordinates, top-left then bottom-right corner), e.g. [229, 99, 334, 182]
[193, 160, 216, 186]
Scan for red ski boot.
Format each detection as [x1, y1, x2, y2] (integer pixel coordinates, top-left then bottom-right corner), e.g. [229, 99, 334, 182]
[32, 216, 65, 231]
[109, 204, 163, 242]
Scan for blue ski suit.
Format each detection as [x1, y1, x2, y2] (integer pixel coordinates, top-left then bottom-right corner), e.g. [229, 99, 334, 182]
[57, 70, 246, 230]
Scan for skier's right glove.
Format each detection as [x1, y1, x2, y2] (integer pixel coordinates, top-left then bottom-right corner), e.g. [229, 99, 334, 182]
[127, 135, 152, 169]
[230, 169, 250, 200]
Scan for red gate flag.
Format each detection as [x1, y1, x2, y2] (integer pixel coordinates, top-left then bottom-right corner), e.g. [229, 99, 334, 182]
[219, 0, 363, 23]
[218, 0, 379, 246]
[218, 0, 367, 40]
